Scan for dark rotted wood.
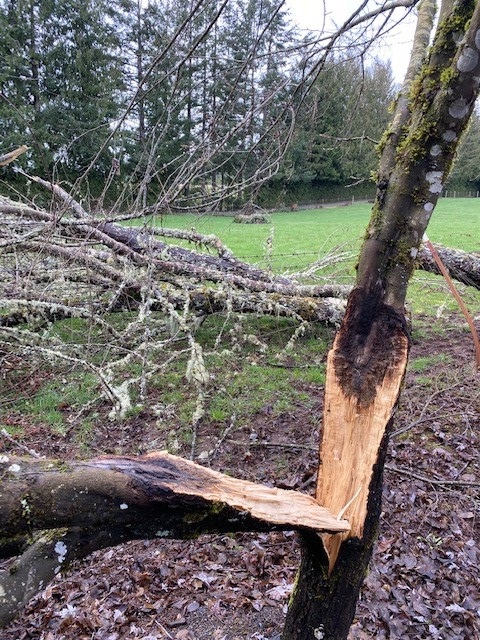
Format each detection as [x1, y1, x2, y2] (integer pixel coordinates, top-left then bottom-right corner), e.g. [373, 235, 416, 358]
[332, 285, 409, 405]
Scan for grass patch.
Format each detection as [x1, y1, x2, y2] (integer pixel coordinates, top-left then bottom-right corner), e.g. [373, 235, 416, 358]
[408, 354, 453, 373]
[0, 423, 24, 438]
[151, 205, 367, 281]
[4, 199, 478, 452]
[208, 362, 309, 423]
[295, 365, 326, 385]
[13, 373, 98, 434]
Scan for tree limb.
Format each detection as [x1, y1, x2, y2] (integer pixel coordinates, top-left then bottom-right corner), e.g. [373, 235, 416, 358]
[0, 451, 349, 540]
[0, 450, 349, 626]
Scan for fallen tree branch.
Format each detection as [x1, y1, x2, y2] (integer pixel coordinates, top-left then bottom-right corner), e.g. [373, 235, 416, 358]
[422, 234, 480, 368]
[0, 451, 349, 539]
[418, 242, 480, 290]
[0, 145, 28, 167]
[0, 528, 100, 628]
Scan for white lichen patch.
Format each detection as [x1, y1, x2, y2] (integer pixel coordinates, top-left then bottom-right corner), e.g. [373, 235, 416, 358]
[156, 530, 170, 537]
[449, 98, 469, 119]
[107, 379, 133, 420]
[186, 343, 209, 386]
[8, 463, 21, 473]
[457, 47, 479, 73]
[442, 130, 457, 142]
[410, 247, 419, 258]
[54, 540, 68, 563]
[424, 202, 435, 213]
[0, 585, 6, 598]
[0, 455, 9, 463]
[475, 29, 480, 49]
[20, 498, 30, 514]
[119, 503, 128, 510]
[425, 172, 443, 194]
[430, 144, 442, 157]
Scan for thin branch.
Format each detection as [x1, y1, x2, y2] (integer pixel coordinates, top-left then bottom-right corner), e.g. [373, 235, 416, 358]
[0, 430, 42, 459]
[423, 233, 480, 369]
[385, 464, 480, 488]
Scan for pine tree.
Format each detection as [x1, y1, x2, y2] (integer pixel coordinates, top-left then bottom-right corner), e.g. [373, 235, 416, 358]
[38, 0, 126, 179]
[0, 1, 38, 164]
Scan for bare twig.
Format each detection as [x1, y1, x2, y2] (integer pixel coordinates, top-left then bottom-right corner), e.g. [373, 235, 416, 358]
[0, 429, 42, 459]
[385, 464, 480, 488]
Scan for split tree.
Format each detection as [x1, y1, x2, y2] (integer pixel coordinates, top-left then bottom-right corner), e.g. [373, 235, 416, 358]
[1, 1, 480, 638]
[284, 0, 480, 637]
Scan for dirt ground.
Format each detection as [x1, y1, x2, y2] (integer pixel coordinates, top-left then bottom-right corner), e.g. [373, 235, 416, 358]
[1, 317, 479, 640]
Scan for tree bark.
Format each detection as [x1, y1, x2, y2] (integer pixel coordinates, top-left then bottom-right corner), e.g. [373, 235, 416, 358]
[0, 528, 112, 628]
[284, 1, 480, 638]
[0, 452, 349, 538]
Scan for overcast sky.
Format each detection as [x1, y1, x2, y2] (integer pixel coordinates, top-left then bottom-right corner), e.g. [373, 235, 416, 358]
[285, 0, 419, 83]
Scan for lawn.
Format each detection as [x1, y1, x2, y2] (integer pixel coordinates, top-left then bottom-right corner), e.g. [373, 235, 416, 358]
[3, 198, 478, 437]
[153, 197, 480, 258]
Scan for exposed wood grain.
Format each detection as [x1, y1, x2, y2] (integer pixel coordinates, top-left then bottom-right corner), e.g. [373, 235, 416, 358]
[316, 328, 409, 570]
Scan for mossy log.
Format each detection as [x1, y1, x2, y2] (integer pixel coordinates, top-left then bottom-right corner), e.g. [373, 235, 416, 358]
[418, 243, 480, 289]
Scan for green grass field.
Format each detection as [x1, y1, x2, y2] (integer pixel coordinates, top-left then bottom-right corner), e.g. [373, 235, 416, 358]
[155, 198, 479, 255]
[150, 198, 480, 316]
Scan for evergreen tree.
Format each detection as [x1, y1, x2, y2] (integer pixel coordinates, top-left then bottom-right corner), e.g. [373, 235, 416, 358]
[207, 0, 296, 206]
[276, 56, 395, 203]
[0, 1, 38, 164]
[38, 0, 126, 178]
[0, 0, 127, 183]
[446, 108, 480, 192]
[126, 0, 297, 210]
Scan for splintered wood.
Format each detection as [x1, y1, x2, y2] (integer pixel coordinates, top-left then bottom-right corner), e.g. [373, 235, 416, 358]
[0, 452, 349, 537]
[96, 452, 350, 534]
[317, 331, 409, 571]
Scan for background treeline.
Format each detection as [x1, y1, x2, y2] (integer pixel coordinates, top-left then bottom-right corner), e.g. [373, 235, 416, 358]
[1, 0, 479, 211]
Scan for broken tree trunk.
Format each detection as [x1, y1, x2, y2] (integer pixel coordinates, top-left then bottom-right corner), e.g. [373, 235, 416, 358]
[282, 291, 410, 640]
[283, 1, 480, 638]
[0, 451, 348, 627]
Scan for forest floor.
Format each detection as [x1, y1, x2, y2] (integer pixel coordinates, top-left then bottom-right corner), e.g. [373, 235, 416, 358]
[2, 314, 479, 640]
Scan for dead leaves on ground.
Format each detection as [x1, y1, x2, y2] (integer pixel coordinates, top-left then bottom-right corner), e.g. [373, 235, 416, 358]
[8, 532, 296, 640]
